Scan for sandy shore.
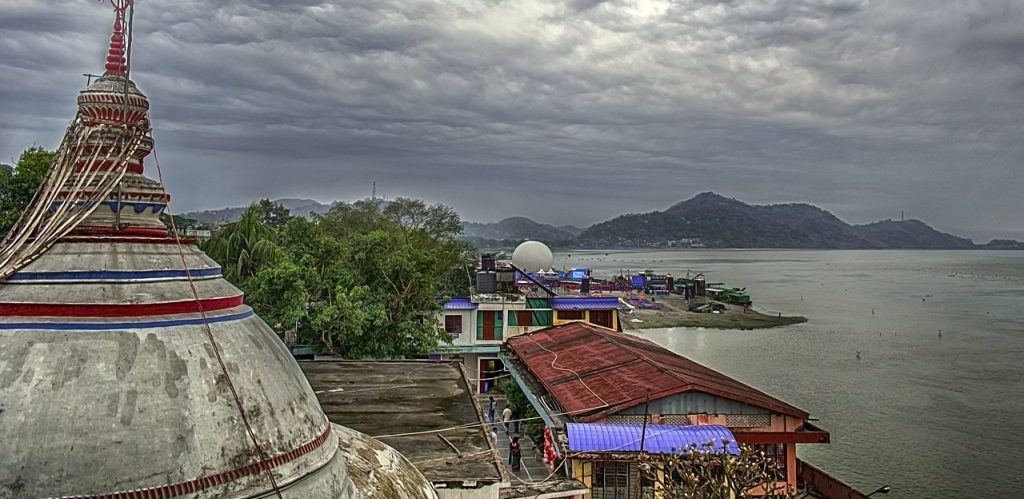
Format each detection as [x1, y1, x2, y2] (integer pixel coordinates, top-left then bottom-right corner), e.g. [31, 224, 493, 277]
[617, 295, 807, 331]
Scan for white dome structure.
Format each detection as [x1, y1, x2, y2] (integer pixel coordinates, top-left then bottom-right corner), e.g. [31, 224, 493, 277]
[0, 4, 436, 498]
[512, 241, 554, 273]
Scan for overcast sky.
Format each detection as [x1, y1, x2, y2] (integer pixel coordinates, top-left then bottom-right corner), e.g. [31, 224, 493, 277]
[1, 0, 1021, 240]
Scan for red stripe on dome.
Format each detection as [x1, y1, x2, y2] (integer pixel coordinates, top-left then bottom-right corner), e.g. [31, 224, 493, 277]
[69, 226, 169, 237]
[58, 191, 170, 201]
[58, 236, 198, 245]
[0, 295, 244, 317]
[54, 425, 333, 499]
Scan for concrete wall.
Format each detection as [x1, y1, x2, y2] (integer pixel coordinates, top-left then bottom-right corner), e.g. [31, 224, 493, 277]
[435, 482, 502, 499]
[617, 392, 772, 417]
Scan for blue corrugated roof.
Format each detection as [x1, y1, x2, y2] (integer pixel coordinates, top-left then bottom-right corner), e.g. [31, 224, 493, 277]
[549, 296, 620, 310]
[566, 423, 739, 455]
[442, 298, 477, 310]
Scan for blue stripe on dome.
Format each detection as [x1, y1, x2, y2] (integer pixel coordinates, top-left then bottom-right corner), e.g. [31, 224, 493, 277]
[7, 267, 222, 281]
[0, 309, 254, 331]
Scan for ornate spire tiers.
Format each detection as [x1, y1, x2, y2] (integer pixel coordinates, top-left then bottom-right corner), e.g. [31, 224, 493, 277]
[0, 2, 435, 498]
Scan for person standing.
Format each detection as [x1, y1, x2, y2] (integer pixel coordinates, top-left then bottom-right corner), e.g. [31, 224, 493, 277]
[509, 436, 522, 472]
[502, 406, 513, 433]
[487, 396, 496, 423]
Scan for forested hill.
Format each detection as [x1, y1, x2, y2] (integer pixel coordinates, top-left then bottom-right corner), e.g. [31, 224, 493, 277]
[462, 217, 577, 242]
[574, 192, 988, 249]
[180, 193, 1015, 250]
[182, 199, 331, 224]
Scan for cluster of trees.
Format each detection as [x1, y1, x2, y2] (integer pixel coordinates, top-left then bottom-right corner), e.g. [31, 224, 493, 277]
[1, 147, 473, 358]
[202, 198, 476, 357]
[0, 147, 54, 235]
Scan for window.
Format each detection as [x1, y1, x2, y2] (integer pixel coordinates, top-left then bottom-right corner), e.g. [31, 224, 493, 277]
[558, 310, 585, 321]
[591, 461, 654, 499]
[511, 309, 553, 326]
[444, 315, 462, 338]
[517, 310, 534, 326]
[589, 309, 613, 328]
[476, 311, 503, 341]
[751, 443, 787, 481]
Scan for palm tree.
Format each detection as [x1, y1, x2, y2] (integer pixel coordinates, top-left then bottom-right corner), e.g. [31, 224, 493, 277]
[202, 204, 280, 283]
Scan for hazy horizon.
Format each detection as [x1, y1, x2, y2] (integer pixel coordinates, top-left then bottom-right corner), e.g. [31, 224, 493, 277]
[182, 192, 1020, 243]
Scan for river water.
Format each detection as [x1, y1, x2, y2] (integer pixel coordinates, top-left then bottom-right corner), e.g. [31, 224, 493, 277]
[553, 249, 1024, 498]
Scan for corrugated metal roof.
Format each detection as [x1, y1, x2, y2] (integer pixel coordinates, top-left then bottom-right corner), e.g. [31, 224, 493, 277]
[566, 423, 739, 455]
[549, 296, 620, 310]
[506, 322, 808, 421]
[442, 298, 477, 310]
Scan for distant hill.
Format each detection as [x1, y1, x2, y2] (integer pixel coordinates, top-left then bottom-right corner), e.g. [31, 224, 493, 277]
[182, 198, 332, 224]
[462, 217, 576, 242]
[576, 192, 989, 249]
[558, 225, 585, 237]
[851, 219, 975, 249]
[180, 193, 1020, 250]
[979, 239, 1024, 250]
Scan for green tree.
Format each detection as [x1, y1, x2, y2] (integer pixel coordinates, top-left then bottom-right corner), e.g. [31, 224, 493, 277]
[382, 197, 462, 240]
[200, 203, 280, 283]
[257, 198, 292, 228]
[245, 258, 310, 334]
[203, 196, 467, 358]
[315, 228, 452, 357]
[0, 147, 54, 235]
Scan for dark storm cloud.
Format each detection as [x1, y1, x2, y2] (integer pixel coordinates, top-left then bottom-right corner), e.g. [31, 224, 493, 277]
[1, 0, 1021, 240]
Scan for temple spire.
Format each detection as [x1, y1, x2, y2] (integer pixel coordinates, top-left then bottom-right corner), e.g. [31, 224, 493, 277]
[102, 0, 132, 77]
[103, 18, 127, 76]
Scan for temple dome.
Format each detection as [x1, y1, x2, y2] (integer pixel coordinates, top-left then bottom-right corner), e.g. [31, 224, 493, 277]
[0, 4, 436, 498]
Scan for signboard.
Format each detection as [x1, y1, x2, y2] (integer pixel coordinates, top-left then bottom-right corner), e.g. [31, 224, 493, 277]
[630, 274, 647, 289]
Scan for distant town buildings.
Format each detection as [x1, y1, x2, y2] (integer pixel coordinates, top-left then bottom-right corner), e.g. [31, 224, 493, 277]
[435, 294, 621, 393]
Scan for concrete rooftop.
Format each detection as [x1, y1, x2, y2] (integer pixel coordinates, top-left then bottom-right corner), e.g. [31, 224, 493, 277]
[299, 360, 503, 485]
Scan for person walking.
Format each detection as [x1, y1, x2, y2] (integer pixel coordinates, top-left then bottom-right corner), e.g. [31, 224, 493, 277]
[487, 396, 496, 423]
[508, 436, 522, 472]
[502, 406, 513, 433]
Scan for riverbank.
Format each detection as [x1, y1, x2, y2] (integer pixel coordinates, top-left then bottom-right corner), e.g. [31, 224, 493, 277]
[618, 295, 807, 330]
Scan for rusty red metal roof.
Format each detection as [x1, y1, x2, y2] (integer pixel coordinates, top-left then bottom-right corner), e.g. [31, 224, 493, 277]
[506, 322, 809, 421]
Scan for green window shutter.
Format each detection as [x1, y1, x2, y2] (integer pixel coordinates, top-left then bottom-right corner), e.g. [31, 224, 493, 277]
[495, 312, 503, 340]
[527, 298, 549, 309]
[476, 311, 484, 340]
[536, 310, 553, 326]
[507, 310, 518, 326]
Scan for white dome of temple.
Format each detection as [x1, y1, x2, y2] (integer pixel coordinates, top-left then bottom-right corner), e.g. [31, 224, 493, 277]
[0, 4, 436, 498]
[512, 241, 554, 272]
